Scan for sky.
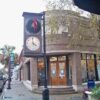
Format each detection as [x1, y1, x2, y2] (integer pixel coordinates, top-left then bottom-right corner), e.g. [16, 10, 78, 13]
[0, 0, 46, 54]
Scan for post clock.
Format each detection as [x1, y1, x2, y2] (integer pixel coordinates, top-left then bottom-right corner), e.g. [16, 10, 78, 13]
[22, 12, 44, 57]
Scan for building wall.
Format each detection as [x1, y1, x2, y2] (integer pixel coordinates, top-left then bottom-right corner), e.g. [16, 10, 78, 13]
[30, 58, 38, 89]
[45, 10, 100, 54]
[20, 10, 100, 92]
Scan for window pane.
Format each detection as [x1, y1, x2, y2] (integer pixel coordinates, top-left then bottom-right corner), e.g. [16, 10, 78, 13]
[58, 56, 66, 61]
[97, 60, 100, 80]
[87, 54, 91, 59]
[81, 54, 86, 60]
[37, 57, 45, 86]
[96, 55, 100, 60]
[81, 60, 87, 82]
[50, 57, 57, 62]
[91, 55, 94, 59]
[87, 59, 96, 80]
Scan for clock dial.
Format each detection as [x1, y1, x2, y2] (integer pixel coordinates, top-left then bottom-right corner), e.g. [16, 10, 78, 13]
[26, 36, 40, 51]
[26, 18, 41, 34]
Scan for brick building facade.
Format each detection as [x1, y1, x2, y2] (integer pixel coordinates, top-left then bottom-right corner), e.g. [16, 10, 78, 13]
[19, 10, 100, 93]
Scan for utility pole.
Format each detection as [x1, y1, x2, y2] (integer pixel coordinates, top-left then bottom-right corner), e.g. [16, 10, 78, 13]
[7, 49, 14, 89]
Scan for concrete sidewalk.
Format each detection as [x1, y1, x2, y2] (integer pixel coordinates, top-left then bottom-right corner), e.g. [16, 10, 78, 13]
[0, 80, 84, 100]
[0, 80, 42, 100]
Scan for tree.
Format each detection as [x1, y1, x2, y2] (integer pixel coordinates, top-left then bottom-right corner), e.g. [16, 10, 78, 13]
[0, 45, 19, 68]
[90, 14, 100, 39]
[45, 0, 100, 52]
[45, 0, 73, 10]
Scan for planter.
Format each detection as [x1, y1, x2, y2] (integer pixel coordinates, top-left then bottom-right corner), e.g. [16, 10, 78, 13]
[88, 94, 97, 100]
[85, 87, 100, 100]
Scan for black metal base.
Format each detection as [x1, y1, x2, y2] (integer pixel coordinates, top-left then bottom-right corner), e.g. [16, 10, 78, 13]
[7, 83, 11, 89]
[7, 79, 11, 89]
[42, 88, 49, 100]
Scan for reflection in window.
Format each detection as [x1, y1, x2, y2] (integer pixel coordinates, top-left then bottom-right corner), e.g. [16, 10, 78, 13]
[97, 60, 100, 80]
[37, 58, 45, 86]
[96, 55, 100, 60]
[51, 63, 56, 77]
[87, 59, 96, 80]
[69, 56, 72, 80]
[59, 62, 65, 78]
[58, 56, 66, 61]
[50, 57, 57, 62]
[81, 54, 86, 60]
[87, 54, 94, 59]
[81, 60, 87, 82]
[81, 53, 97, 82]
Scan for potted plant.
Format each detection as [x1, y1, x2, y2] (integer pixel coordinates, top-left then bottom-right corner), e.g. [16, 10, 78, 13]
[90, 86, 100, 100]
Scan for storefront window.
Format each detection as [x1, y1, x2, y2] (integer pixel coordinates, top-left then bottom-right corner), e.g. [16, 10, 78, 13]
[81, 54, 96, 82]
[81, 60, 87, 82]
[81, 53, 86, 60]
[50, 57, 57, 62]
[87, 59, 96, 80]
[68, 56, 72, 81]
[59, 62, 65, 78]
[87, 54, 96, 80]
[58, 56, 66, 61]
[37, 58, 45, 86]
[51, 63, 56, 77]
[97, 60, 100, 80]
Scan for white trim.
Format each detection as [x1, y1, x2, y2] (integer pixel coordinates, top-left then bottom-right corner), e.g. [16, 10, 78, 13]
[37, 85, 72, 89]
[48, 85, 72, 88]
[24, 58, 31, 64]
[72, 85, 83, 91]
[23, 80, 32, 91]
[46, 50, 100, 54]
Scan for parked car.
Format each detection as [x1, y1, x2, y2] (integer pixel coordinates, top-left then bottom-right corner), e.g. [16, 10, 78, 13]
[0, 75, 6, 92]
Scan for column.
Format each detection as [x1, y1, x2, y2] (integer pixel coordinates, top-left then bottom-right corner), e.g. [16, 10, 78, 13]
[23, 64, 28, 80]
[30, 58, 38, 89]
[72, 52, 82, 91]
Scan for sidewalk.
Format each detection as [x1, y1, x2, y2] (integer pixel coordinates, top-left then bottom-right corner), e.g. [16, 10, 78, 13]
[0, 80, 84, 100]
[0, 80, 42, 100]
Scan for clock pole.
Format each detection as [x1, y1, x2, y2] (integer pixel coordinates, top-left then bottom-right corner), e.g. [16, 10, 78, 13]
[42, 12, 49, 100]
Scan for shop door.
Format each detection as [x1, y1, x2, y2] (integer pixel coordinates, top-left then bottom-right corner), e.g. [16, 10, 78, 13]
[50, 61, 67, 85]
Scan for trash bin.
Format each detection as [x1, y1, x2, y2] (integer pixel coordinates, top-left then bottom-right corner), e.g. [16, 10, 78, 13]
[87, 79, 95, 89]
[42, 88, 49, 100]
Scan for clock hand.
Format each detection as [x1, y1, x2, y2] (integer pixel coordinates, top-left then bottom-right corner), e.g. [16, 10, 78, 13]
[32, 42, 37, 46]
[32, 38, 37, 46]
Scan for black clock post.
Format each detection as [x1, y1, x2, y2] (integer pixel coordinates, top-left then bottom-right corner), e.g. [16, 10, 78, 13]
[23, 12, 49, 100]
[42, 12, 49, 100]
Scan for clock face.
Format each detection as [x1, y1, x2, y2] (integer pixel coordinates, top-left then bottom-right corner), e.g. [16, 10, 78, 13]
[26, 18, 41, 34]
[26, 36, 40, 51]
